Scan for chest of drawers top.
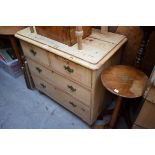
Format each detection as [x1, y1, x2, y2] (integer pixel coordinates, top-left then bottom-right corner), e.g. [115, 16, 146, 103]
[15, 27, 127, 70]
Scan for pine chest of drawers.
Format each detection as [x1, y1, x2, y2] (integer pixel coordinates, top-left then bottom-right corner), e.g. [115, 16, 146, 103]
[15, 28, 127, 125]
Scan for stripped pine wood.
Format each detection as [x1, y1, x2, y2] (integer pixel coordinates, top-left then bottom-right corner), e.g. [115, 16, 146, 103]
[16, 32, 127, 70]
[75, 26, 83, 50]
[15, 27, 127, 66]
[32, 74, 91, 123]
[28, 59, 91, 106]
[20, 40, 50, 66]
[49, 53, 92, 88]
[90, 50, 122, 122]
[16, 27, 127, 125]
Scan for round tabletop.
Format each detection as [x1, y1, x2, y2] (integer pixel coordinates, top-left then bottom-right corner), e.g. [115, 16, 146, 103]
[101, 65, 148, 98]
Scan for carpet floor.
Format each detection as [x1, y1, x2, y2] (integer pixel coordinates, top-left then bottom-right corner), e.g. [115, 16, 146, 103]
[0, 69, 89, 129]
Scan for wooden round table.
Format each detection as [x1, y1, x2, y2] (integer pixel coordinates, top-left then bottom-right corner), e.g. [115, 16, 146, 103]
[101, 65, 148, 128]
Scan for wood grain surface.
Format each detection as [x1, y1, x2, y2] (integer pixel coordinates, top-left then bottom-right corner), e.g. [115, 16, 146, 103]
[101, 65, 148, 98]
[35, 26, 91, 46]
[16, 27, 127, 69]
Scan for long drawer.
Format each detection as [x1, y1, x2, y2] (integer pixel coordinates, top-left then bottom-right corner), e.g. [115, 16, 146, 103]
[28, 59, 91, 106]
[32, 74, 90, 123]
[20, 41, 50, 66]
[49, 53, 92, 88]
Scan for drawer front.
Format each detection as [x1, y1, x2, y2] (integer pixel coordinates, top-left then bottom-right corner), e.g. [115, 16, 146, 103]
[49, 54, 92, 88]
[20, 41, 49, 66]
[28, 59, 91, 106]
[32, 75, 90, 123]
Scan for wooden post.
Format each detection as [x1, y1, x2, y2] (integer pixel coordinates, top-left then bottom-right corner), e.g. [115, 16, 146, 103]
[33, 26, 37, 33]
[9, 36, 23, 66]
[10, 36, 35, 89]
[24, 59, 35, 89]
[101, 26, 108, 33]
[75, 26, 83, 50]
[30, 26, 37, 33]
[109, 96, 122, 128]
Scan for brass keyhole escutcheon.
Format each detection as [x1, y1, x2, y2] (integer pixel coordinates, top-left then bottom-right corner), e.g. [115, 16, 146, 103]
[30, 49, 37, 56]
[36, 67, 42, 73]
[40, 83, 46, 89]
[69, 101, 77, 107]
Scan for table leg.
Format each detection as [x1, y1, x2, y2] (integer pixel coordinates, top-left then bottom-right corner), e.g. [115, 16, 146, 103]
[9, 36, 23, 66]
[109, 96, 122, 128]
[122, 103, 132, 128]
[9, 36, 35, 89]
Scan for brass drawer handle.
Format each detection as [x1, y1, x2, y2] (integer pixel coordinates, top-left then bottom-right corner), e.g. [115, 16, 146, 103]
[36, 67, 42, 73]
[69, 101, 77, 107]
[40, 83, 46, 89]
[67, 85, 76, 92]
[30, 49, 37, 56]
[64, 65, 74, 73]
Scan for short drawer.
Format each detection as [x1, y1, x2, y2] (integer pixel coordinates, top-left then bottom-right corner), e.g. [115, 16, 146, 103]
[49, 54, 92, 88]
[20, 41, 50, 66]
[28, 59, 91, 106]
[32, 75, 90, 123]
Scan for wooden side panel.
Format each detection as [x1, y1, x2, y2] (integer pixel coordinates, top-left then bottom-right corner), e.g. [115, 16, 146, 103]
[20, 41, 50, 66]
[49, 53, 92, 88]
[28, 59, 91, 106]
[90, 49, 122, 123]
[35, 26, 92, 46]
[32, 74, 91, 124]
